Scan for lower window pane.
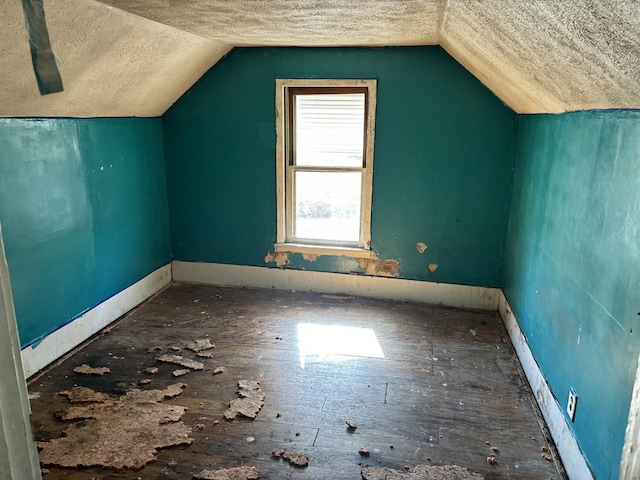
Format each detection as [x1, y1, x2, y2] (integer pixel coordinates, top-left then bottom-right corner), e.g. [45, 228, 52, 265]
[294, 171, 361, 243]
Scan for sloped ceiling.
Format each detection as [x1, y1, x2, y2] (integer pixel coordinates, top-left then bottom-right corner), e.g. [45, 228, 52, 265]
[0, 0, 638, 117]
[442, 0, 640, 114]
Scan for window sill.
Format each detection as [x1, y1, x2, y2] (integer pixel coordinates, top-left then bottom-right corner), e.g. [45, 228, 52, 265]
[274, 243, 375, 259]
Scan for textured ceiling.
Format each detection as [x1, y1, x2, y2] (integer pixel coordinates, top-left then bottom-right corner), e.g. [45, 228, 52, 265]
[0, 0, 230, 117]
[442, 0, 640, 114]
[98, 0, 442, 47]
[0, 0, 638, 117]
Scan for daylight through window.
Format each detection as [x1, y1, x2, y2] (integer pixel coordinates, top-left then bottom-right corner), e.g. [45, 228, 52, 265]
[276, 80, 377, 253]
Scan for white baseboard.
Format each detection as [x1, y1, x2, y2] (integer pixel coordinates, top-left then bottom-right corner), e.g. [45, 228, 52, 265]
[498, 292, 594, 480]
[172, 261, 500, 310]
[21, 264, 171, 379]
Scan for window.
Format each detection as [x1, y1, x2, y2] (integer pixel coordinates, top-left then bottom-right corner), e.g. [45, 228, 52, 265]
[275, 79, 377, 257]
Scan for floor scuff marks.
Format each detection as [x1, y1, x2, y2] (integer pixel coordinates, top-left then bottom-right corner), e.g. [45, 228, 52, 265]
[38, 383, 192, 470]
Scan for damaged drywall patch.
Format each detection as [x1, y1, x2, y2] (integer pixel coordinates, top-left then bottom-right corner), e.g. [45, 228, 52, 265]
[264, 251, 290, 267]
[361, 464, 484, 480]
[224, 380, 265, 420]
[193, 466, 260, 480]
[39, 383, 191, 470]
[357, 258, 400, 277]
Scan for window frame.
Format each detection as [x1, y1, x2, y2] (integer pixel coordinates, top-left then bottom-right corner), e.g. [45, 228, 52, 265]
[275, 79, 377, 258]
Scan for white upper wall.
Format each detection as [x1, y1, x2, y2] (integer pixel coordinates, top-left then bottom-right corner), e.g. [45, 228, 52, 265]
[1, 0, 638, 117]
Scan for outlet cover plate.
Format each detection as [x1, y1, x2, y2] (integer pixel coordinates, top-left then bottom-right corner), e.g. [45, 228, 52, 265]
[567, 388, 578, 422]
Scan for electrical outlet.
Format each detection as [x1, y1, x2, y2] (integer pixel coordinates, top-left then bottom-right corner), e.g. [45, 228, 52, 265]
[567, 388, 578, 421]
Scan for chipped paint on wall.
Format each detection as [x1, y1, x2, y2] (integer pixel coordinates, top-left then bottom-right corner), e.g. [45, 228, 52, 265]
[264, 251, 289, 267]
[428, 263, 439, 273]
[165, 47, 515, 287]
[416, 242, 428, 253]
[356, 257, 400, 277]
[265, 249, 400, 278]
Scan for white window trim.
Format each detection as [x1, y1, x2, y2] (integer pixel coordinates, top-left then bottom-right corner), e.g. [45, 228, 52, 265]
[275, 78, 377, 257]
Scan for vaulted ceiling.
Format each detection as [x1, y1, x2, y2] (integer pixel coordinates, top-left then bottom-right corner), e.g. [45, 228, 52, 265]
[1, 0, 638, 117]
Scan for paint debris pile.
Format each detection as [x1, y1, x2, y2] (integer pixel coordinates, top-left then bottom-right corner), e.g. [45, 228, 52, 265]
[361, 464, 484, 480]
[272, 449, 309, 468]
[193, 466, 260, 480]
[38, 383, 192, 469]
[185, 338, 216, 352]
[73, 364, 111, 375]
[158, 354, 205, 370]
[224, 380, 265, 420]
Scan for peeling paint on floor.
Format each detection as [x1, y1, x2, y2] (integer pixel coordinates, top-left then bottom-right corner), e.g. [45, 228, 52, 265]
[224, 380, 265, 420]
[59, 386, 110, 403]
[158, 354, 204, 370]
[197, 350, 216, 358]
[73, 364, 111, 375]
[184, 338, 215, 352]
[193, 466, 260, 480]
[361, 464, 484, 479]
[272, 448, 309, 468]
[38, 383, 191, 470]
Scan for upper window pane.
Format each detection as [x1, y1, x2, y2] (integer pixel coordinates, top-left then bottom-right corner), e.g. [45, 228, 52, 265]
[294, 93, 365, 167]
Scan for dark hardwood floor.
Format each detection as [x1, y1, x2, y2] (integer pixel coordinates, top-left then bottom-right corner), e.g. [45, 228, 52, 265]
[29, 283, 566, 479]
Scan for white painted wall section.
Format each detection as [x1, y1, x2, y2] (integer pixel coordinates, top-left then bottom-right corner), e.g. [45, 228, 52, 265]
[172, 261, 500, 310]
[21, 264, 171, 379]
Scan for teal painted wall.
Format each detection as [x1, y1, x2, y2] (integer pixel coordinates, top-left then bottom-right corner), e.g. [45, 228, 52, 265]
[504, 110, 640, 480]
[164, 47, 516, 286]
[0, 118, 170, 347]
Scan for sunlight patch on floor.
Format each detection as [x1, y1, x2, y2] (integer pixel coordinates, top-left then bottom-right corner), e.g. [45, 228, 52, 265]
[297, 323, 385, 368]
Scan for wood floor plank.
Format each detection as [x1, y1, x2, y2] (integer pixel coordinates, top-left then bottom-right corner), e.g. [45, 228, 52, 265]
[28, 284, 566, 479]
